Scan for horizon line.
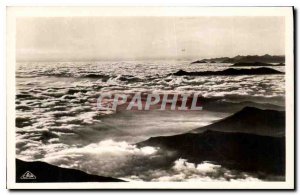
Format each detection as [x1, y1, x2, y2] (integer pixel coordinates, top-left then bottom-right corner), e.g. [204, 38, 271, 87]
[16, 54, 286, 63]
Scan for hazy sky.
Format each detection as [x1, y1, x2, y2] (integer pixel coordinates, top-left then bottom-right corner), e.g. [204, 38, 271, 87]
[16, 17, 285, 61]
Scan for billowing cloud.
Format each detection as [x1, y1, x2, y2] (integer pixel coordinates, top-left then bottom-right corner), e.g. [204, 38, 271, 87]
[39, 140, 165, 177]
[125, 159, 262, 182]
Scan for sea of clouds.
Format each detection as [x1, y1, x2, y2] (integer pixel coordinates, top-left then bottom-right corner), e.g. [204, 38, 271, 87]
[18, 138, 263, 182]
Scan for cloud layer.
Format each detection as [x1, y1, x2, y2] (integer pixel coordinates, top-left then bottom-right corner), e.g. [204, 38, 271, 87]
[18, 138, 265, 182]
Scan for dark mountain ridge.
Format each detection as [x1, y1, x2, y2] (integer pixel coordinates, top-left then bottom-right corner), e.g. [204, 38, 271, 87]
[16, 159, 124, 182]
[192, 106, 285, 137]
[138, 107, 286, 178]
[232, 62, 284, 67]
[191, 54, 285, 64]
[139, 130, 285, 176]
[173, 67, 284, 76]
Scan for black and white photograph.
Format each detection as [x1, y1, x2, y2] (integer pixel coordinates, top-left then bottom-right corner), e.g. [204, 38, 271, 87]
[6, 6, 294, 189]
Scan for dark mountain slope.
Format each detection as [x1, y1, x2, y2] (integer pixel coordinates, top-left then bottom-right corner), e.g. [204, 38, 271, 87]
[139, 130, 285, 176]
[192, 107, 285, 137]
[16, 159, 124, 182]
[138, 107, 286, 177]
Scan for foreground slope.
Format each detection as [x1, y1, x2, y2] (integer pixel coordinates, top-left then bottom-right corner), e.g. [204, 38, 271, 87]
[16, 159, 124, 182]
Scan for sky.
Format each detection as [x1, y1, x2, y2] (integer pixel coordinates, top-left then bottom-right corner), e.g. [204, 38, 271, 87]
[16, 17, 285, 61]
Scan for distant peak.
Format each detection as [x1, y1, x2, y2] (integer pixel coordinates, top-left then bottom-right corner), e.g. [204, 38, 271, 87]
[234, 106, 279, 116]
[240, 106, 261, 112]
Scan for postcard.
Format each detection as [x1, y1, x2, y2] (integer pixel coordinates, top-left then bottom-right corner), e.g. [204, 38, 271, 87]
[6, 6, 294, 189]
